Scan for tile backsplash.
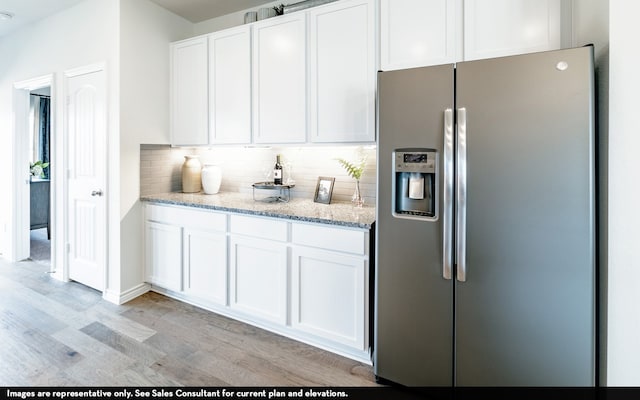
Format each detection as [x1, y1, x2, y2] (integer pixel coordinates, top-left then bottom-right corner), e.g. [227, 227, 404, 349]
[140, 144, 377, 205]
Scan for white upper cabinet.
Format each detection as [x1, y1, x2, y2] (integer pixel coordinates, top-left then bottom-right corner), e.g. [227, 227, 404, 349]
[380, 0, 458, 71]
[463, 0, 562, 61]
[170, 0, 378, 145]
[170, 36, 209, 145]
[208, 25, 252, 144]
[381, 0, 565, 70]
[309, 0, 376, 143]
[252, 14, 307, 144]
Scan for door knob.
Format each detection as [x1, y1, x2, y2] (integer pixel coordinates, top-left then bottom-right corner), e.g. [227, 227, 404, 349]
[91, 190, 103, 197]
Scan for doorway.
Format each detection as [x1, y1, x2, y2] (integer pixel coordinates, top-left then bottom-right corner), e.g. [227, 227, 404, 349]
[29, 87, 52, 268]
[12, 75, 56, 274]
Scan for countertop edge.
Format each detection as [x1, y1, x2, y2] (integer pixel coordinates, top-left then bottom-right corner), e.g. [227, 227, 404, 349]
[140, 196, 375, 230]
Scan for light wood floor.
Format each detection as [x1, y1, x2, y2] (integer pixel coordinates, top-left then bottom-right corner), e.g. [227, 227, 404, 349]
[0, 258, 379, 387]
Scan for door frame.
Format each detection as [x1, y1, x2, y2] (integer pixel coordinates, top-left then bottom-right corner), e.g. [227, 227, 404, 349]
[12, 74, 56, 272]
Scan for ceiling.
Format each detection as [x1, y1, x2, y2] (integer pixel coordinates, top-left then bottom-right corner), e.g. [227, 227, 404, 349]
[0, 0, 85, 38]
[0, 0, 278, 38]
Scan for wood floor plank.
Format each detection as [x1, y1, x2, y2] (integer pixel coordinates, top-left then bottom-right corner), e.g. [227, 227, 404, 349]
[84, 306, 158, 342]
[0, 293, 68, 335]
[62, 358, 137, 386]
[149, 355, 230, 387]
[0, 337, 48, 386]
[28, 368, 80, 387]
[113, 362, 182, 386]
[80, 322, 166, 367]
[185, 349, 318, 387]
[0, 309, 84, 369]
[0, 276, 95, 330]
[51, 327, 138, 371]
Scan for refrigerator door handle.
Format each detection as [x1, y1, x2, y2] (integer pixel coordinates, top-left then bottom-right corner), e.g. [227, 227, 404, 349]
[456, 108, 468, 282]
[443, 109, 454, 280]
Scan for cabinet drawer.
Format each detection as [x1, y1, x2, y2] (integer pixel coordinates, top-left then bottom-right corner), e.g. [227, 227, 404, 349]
[292, 223, 366, 255]
[230, 214, 288, 241]
[146, 204, 226, 232]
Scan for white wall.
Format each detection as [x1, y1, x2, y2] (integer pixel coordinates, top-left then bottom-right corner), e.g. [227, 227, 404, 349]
[117, 0, 193, 300]
[193, 0, 282, 34]
[607, 0, 640, 386]
[0, 0, 119, 264]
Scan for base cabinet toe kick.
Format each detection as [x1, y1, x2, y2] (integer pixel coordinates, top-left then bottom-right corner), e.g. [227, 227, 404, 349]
[143, 203, 372, 364]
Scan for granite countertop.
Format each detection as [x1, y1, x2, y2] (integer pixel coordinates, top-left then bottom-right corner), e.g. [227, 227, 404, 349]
[141, 192, 376, 229]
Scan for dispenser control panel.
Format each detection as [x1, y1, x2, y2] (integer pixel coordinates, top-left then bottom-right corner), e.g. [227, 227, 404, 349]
[395, 151, 436, 173]
[393, 149, 438, 221]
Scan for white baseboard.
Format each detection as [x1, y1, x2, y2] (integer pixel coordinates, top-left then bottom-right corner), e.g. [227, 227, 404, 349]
[103, 282, 150, 305]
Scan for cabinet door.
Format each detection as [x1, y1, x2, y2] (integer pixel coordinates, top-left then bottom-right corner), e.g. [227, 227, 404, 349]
[291, 247, 367, 350]
[309, 0, 376, 143]
[170, 37, 209, 145]
[209, 26, 252, 144]
[183, 228, 227, 306]
[145, 221, 182, 292]
[464, 0, 562, 61]
[380, 0, 458, 70]
[252, 14, 307, 144]
[229, 236, 288, 324]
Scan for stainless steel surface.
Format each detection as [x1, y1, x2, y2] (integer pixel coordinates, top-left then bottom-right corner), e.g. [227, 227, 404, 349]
[252, 182, 294, 203]
[91, 189, 103, 197]
[453, 47, 595, 386]
[455, 107, 467, 283]
[376, 64, 454, 386]
[282, 0, 338, 14]
[251, 182, 295, 190]
[375, 47, 595, 387]
[443, 109, 454, 280]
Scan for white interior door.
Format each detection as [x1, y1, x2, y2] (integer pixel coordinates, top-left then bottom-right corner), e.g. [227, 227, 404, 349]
[66, 66, 106, 291]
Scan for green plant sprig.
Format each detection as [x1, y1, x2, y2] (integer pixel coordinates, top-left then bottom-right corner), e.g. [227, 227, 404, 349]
[30, 160, 50, 178]
[336, 157, 366, 180]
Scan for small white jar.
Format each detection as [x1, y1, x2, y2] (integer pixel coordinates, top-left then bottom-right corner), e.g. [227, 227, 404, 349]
[201, 164, 222, 194]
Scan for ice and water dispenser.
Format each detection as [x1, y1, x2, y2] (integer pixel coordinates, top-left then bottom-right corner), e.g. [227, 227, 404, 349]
[392, 149, 437, 220]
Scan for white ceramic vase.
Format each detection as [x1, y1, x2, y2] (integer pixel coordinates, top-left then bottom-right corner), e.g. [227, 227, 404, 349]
[201, 164, 222, 194]
[181, 155, 202, 193]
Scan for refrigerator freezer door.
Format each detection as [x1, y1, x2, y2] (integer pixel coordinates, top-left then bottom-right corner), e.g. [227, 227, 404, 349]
[375, 65, 454, 386]
[454, 47, 595, 386]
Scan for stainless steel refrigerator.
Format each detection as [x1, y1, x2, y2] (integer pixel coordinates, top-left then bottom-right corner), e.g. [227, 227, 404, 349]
[374, 46, 596, 386]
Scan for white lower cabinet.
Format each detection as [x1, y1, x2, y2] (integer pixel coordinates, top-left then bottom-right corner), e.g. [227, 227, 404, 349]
[144, 203, 371, 363]
[145, 221, 182, 292]
[291, 247, 366, 350]
[183, 228, 227, 306]
[229, 236, 288, 325]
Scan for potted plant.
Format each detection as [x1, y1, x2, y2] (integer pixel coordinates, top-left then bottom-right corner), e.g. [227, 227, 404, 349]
[336, 155, 367, 208]
[30, 160, 49, 179]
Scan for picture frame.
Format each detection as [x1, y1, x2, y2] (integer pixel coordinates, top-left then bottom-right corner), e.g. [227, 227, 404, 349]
[314, 176, 335, 204]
